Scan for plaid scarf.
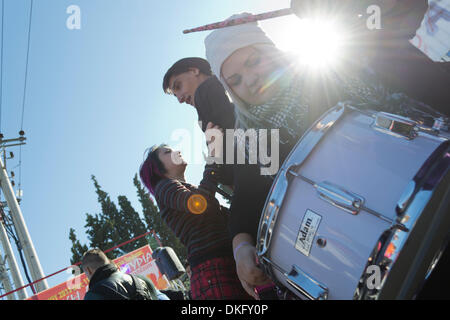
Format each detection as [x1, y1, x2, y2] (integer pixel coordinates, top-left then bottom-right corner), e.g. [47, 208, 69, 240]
[247, 72, 310, 144]
[233, 72, 310, 170]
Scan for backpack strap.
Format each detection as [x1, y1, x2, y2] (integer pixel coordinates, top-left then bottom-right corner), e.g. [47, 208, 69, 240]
[130, 275, 158, 300]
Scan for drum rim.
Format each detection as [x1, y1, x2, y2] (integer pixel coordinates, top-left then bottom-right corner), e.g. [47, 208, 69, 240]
[354, 140, 450, 300]
[256, 102, 450, 300]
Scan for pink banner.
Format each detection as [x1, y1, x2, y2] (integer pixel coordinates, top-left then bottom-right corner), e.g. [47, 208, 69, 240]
[28, 245, 169, 300]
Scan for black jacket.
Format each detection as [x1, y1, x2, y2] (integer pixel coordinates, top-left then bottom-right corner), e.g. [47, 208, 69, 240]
[194, 75, 235, 132]
[194, 76, 236, 187]
[84, 264, 159, 300]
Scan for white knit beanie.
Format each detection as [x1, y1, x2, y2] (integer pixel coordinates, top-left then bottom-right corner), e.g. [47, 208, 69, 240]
[205, 13, 274, 78]
[204, 13, 275, 128]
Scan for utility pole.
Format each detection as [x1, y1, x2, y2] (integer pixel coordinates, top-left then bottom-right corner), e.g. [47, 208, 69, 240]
[0, 207, 28, 299]
[0, 136, 48, 293]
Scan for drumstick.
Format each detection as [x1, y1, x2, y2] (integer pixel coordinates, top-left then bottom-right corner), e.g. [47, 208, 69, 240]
[216, 184, 232, 201]
[183, 8, 293, 34]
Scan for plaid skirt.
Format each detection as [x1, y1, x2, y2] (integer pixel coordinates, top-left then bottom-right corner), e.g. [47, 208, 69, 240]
[190, 256, 253, 300]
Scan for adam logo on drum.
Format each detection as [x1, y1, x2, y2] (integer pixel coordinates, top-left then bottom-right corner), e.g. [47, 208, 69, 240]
[295, 210, 322, 257]
[299, 218, 313, 246]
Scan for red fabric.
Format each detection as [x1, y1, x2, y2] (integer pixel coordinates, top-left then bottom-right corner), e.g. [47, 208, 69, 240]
[190, 256, 252, 300]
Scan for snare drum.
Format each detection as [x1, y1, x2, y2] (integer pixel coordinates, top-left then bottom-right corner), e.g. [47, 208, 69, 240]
[257, 103, 450, 300]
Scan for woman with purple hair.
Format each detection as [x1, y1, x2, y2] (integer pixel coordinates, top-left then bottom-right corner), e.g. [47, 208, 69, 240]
[139, 143, 251, 300]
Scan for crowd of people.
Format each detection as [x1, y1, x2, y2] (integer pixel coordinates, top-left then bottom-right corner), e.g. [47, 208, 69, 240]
[82, 0, 450, 300]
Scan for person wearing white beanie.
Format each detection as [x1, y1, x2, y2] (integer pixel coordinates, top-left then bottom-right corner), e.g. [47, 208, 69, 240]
[203, 12, 338, 300]
[204, 13, 291, 299]
[203, 12, 446, 300]
[205, 13, 292, 131]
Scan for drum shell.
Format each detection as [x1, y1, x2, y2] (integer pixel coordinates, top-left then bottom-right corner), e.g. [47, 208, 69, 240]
[263, 110, 447, 299]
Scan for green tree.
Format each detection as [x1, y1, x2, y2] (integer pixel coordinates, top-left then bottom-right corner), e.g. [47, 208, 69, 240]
[117, 195, 148, 251]
[69, 175, 187, 266]
[87, 175, 123, 259]
[68, 228, 88, 265]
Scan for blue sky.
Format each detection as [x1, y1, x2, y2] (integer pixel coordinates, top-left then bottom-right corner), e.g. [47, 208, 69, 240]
[0, 0, 304, 297]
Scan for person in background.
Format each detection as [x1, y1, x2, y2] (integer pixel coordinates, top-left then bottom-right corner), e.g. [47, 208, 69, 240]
[82, 248, 169, 300]
[139, 144, 251, 300]
[163, 58, 236, 189]
[163, 57, 235, 133]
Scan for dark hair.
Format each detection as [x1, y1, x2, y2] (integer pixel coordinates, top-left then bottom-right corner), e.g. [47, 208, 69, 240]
[81, 248, 110, 271]
[162, 57, 212, 94]
[139, 144, 168, 196]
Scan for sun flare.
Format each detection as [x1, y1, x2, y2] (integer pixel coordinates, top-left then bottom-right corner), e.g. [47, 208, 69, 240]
[266, 16, 346, 70]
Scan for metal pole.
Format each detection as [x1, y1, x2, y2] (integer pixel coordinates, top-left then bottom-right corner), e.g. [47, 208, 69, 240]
[0, 255, 16, 300]
[0, 216, 28, 299]
[0, 156, 48, 292]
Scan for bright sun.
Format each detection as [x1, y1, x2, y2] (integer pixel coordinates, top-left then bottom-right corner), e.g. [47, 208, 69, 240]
[263, 16, 346, 69]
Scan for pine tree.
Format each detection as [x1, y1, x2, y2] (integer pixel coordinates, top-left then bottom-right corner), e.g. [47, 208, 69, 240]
[68, 175, 187, 266]
[83, 212, 117, 260]
[116, 195, 148, 251]
[68, 228, 88, 265]
[88, 175, 122, 259]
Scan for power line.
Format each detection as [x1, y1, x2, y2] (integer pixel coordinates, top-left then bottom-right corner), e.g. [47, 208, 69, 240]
[2, 211, 35, 295]
[0, 0, 4, 134]
[20, 0, 33, 132]
[0, 0, 39, 299]
[17, 0, 34, 195]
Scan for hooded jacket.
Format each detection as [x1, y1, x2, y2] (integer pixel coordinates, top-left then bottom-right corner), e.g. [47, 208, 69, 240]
[84, 263, 161, 300]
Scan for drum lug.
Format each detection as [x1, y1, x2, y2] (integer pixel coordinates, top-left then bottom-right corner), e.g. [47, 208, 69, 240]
[393, 223, 409, 233]
[396, 181, 416, 215]
[372, 112, 418, 140]
[314, 181, 365, 215]
[258, 199, 280, 256]
[286, 265, 329, 300]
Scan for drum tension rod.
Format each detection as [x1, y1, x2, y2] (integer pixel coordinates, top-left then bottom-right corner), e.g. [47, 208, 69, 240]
[287, 168, 395, 225]
[287, 169, 315, 186]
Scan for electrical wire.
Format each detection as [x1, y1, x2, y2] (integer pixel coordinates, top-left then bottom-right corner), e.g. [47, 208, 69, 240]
[17, 0, 33, 195]
[0, 1, 35, 298]
[0, 0, 4, 134]
[15, 238, 35, 294]
[16, 0, 34, 197]
[0, 0, 36, 298]
[1, 210, 36, 294]
[20, 0, 33, 132]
